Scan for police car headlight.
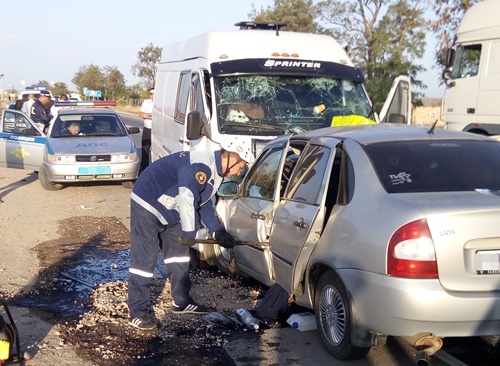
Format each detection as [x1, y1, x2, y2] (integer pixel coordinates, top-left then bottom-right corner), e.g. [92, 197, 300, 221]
[111, 152, 137, 162]
[47, 154, 76, 163]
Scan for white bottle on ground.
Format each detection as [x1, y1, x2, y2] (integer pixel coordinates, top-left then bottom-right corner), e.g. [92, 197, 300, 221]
[236, 308, 259, 331]
[287, 312, 317, 332]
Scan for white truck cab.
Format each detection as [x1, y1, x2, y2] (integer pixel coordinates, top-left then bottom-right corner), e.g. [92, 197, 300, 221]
[151, 22, 410, 162]
[442, 0, 500, 135]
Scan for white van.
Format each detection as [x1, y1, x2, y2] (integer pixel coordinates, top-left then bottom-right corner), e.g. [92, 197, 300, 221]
[442, 0, 500, 135]
[151, 22, 411, 162]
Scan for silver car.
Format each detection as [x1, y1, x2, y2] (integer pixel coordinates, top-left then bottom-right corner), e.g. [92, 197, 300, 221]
[211, 124, 500, 361]
[0, 107, 140, 190]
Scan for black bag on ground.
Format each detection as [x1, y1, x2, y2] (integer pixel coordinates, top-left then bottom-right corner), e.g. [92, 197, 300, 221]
[255, 283, 291, 326]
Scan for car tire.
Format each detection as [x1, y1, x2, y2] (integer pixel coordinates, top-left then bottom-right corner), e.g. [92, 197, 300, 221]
[203, 244, 239, 275]
[122, 180, 135, 189]
[314, 271, 370, 360]
[39, 164, 64, 191]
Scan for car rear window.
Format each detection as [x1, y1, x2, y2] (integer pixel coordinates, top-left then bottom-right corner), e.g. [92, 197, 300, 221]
[364, 139, 500, 193]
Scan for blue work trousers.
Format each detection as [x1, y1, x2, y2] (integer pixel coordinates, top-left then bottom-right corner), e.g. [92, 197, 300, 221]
[127, 200, 192, 318]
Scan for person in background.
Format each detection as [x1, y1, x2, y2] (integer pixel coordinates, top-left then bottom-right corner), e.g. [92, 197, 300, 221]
[21, 93, 37, 116]
[139, 88, 154, 174]
[30, 90, 52, 133]
[50, 94, 68, 123]
[127, 140, 252, 330]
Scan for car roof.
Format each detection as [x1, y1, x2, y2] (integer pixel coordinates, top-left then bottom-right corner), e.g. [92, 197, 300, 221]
[290, 124, 495, 145]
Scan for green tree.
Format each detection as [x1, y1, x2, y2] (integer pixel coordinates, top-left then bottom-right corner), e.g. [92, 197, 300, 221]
[429, 0, 480, 67]
[72, 64, 105, 96]
[316, 0, 427, 110]
[102, 66, 127, 100]
[51, 82, 70, 97]
[250, 0, 318, 32]
[131, 43, 162, 90]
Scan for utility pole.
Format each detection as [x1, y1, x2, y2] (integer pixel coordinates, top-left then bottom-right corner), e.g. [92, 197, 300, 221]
[0, 74, 4, 100]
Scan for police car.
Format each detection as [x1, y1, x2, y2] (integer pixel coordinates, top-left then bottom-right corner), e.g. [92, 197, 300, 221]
[0, 101, 140, 190]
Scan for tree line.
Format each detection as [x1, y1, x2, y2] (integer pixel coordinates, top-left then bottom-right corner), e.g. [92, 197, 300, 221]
[21, 0, 480, 109]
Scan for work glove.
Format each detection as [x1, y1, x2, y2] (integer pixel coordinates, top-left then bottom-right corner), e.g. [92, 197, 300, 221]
[214, 229, 237, 249]
[179, 236, 196, 247]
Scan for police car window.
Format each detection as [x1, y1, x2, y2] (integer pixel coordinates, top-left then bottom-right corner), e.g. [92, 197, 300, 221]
[286, 144, 331, 204]
[242, 148, 284, 200]
[3, 111, 35, 134]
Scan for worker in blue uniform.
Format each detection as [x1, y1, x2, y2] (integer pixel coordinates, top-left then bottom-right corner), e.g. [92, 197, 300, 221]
[127, 140, 252, 330]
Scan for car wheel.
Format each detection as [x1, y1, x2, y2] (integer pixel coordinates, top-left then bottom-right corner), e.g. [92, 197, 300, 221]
[203, 244, 239, 275]
[314, 271, 370, 360]
[39, 164, 64, 191]
[122, 180, 135, 189]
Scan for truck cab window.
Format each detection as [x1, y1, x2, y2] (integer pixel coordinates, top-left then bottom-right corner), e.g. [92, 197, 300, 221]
[451, 44, 481, 79]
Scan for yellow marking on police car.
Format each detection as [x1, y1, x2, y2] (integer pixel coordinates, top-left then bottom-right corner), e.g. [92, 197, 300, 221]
[11, 147, 30, 159]
[196, 172, 207, 184]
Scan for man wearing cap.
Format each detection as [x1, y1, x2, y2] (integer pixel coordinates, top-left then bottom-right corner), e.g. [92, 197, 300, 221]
[138, 88, 154, 173]
[127, 142, 251, 330]
[30, 90, 52, 133]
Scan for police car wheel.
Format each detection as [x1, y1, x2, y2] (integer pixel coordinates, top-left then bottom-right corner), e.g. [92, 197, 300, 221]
[122, 181, 135, 189]
[39, 164, 64, 191]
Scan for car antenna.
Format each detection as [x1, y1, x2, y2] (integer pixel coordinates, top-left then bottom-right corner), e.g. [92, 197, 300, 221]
[427, 120, 439, 135]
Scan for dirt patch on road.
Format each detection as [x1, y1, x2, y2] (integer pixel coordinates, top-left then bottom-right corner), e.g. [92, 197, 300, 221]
[1, 216, 267, 366]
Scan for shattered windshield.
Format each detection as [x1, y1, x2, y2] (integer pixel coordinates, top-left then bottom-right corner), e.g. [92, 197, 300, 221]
[215, 75, 372, 135]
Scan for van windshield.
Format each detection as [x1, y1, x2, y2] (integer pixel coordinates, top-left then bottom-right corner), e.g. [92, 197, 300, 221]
[214, 75, 372, 135]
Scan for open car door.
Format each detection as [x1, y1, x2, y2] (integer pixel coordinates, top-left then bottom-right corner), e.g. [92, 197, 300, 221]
[378, 75, 412, 124]
[0, 109, 45, 171]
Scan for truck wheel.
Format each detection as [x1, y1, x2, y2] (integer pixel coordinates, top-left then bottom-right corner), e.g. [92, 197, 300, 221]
[314, 271, 370, 360]
[39, 164, 64, 191]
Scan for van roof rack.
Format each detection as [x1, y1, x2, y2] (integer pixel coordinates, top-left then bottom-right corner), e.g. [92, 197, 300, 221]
[235, 21, 287, 31]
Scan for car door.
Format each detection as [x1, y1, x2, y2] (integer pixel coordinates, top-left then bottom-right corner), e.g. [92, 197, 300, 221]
[269, 142, 337, 294]
[0, 109, 45, 170]
[228, 139, 290, 286]
[378, 75, 412, 124]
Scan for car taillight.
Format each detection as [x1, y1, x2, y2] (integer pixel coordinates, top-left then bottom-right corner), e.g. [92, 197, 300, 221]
[387, 219, 438, 278]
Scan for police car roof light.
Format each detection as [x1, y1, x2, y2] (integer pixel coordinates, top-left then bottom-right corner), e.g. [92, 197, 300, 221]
[54, 100, 117, 107]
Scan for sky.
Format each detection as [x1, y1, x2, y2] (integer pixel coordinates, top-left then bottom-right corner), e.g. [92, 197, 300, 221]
[0, 0, 445, 98]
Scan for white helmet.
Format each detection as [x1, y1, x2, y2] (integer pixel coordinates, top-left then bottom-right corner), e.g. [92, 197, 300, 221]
[219, 137, 253, 163]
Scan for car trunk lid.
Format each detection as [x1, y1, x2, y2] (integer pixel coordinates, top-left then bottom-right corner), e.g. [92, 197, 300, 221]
[395, 190, 500, 292]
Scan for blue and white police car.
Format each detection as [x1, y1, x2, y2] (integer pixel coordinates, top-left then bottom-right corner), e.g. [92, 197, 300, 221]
[0, 101, 140, 190]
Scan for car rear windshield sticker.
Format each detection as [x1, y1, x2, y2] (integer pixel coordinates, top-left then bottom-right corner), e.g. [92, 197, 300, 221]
[389, 172, 412, 185]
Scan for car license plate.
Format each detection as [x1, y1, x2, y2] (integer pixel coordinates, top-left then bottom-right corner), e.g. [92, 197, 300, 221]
[78, 166, 111, 175]
[474, 250, 500, 274]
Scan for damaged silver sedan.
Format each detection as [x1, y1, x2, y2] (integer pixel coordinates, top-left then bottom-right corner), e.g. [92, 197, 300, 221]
[209, 124, 500, 362]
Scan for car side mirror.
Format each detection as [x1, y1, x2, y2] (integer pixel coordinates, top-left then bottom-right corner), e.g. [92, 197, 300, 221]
[128, 126, 140, 134]
[217, 181, 239, 197]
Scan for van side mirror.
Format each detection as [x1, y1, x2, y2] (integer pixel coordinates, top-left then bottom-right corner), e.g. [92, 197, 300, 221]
[186, 111, 204, 140]
[388, 113, 406, 124]
[445, 48, 455, 68]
